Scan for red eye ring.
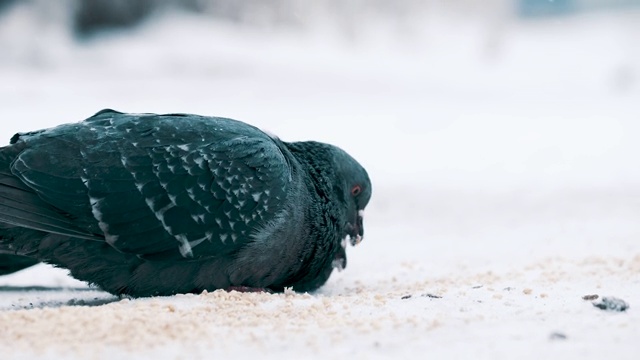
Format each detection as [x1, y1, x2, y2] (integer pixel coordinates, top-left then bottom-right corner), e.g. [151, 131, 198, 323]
[351, 185, 362, 196]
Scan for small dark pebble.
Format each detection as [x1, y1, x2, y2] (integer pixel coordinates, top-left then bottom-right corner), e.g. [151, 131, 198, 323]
[472, 285, 483, 289]
[401, 295, 412, 300]
[423, 293, 442, 299]
[549, 332, 568, 340]
[504, 287, 515, 291]
[593, 297, 629, 312]
[582, 294, 599, 301]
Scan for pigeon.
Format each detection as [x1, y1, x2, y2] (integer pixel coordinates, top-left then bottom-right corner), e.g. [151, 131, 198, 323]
[0, 109, 371, 297]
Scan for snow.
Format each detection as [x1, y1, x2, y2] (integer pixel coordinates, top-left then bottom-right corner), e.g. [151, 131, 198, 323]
[1, 3, 640, 359]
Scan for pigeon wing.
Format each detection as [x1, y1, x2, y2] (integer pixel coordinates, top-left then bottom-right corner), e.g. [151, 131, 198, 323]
[8, 111, 292, 260]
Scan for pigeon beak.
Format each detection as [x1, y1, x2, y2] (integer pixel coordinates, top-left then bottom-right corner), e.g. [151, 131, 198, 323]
[345, 210, 364, 246]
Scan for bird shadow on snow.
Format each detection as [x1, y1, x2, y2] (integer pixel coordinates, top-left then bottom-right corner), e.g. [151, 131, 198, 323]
[0, 285, 94, 292]
[0, 285, 120, 310]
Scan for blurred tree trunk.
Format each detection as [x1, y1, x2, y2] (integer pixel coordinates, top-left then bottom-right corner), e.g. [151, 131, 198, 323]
[74, 0, 154, 35]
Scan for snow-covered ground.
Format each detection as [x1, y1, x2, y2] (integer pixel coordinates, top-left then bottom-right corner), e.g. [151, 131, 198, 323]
[1, 3, 639, 359]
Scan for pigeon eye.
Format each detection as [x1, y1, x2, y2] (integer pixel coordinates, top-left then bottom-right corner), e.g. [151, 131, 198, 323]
[351, 185, 362, 196]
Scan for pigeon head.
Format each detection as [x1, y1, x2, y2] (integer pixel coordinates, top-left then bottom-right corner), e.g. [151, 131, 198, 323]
[329, 146, 372, 247]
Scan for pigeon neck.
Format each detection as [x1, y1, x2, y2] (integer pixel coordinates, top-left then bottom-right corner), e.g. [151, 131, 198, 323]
[284, 141, 336, 200]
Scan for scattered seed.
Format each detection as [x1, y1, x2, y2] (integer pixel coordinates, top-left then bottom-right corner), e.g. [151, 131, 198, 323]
[422, 294, 442, 299]
[549, 332, 567, 340]
[593, 297, 629, 312]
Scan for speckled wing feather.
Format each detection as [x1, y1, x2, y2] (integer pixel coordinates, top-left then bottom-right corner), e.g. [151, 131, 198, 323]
[8, 110, 291, 260]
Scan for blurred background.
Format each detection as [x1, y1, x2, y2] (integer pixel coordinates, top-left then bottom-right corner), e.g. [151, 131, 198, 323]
[0, 0, 639, 277]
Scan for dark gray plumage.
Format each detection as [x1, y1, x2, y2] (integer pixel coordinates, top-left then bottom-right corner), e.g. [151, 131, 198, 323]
[0, 109, 371, 297]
